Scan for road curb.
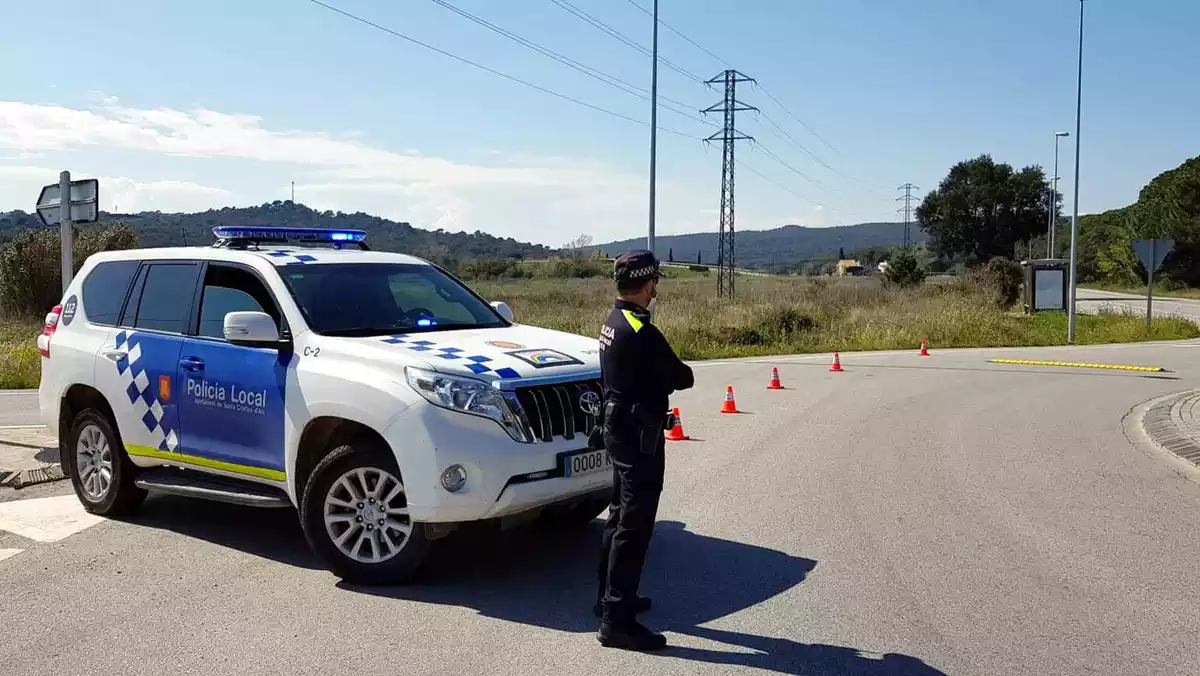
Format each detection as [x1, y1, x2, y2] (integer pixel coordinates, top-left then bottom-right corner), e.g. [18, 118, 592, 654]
[1123, 390, 1200, 486]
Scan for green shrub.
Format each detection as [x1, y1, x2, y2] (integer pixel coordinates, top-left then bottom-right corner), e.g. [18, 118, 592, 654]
[0, 222, 138, 317]
[969, 256, 1024, 308]
[883, 249, 926, 288]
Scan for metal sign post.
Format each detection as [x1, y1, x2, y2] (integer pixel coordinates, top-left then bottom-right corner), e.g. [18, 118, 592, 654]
[1131, 238, 1174, 329]
[35, 172, 99, 295]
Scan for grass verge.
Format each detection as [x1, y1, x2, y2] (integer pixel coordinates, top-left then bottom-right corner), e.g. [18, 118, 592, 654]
[1, 277, 1196, 389]
[0, 318, 41, 389]
[475, 276, 1200, 361]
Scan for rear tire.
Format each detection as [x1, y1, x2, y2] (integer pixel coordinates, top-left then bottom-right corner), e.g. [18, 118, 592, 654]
[300, 442, 431, 585]
[65, 408, 147, 516]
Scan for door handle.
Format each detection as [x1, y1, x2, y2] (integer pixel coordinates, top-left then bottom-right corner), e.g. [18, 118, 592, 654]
[101, 350, 127, 363]
[179, 357, 205, 372]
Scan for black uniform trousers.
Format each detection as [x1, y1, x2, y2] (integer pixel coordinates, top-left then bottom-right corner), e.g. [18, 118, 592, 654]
[595, 404, 666, 625]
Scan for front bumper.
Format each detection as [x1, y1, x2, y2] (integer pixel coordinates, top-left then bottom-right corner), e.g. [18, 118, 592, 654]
[382, 402, 612, 523]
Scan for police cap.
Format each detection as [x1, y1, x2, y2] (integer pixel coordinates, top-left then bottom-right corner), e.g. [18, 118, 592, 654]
[613, 249, 661, 284]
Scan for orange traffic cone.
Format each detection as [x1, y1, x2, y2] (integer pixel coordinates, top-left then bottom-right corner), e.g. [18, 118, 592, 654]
[767, 367, 784, 390]
[829, 352, 844, 372]
[665, 407, 689, 441]
[720, 386, 740, 414]
[919, 338, 930, 356]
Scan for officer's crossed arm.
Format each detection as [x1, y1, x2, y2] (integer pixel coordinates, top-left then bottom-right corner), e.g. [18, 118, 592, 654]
[642, 323, 694, 393]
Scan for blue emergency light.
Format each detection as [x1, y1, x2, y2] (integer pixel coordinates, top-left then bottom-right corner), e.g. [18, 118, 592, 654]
[211, 226, 369, 250]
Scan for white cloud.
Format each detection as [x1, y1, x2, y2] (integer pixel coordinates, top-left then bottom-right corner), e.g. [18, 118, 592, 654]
[0, 164, 238, 215]
[0, 99, 617, 188]
[0, 97, 712, 243]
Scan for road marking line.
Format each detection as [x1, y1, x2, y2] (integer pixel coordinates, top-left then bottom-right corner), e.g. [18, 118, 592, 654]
[988, 359, 1165, 373]
[0, 548, 23, 562]
[0, 495, 105, 543]
[0, 425, 50, 430]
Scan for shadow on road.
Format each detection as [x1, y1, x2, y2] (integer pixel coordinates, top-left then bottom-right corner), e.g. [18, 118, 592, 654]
[342, 519, 946, 675]
[122, 494, 322, 570]
[121, 499, 945, 674]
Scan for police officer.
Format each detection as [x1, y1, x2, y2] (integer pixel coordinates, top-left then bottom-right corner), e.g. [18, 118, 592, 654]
[593, 249, 694, 651]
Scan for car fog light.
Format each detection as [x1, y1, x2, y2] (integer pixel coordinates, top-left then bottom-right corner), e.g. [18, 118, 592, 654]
[440, 464, 468, 492]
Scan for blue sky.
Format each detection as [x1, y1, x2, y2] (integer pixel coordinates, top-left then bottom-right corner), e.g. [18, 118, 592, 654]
[1, 0, 1196, 247]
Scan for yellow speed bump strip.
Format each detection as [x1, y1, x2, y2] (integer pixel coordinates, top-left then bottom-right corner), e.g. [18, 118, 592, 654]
[988, 358, 1165, 373]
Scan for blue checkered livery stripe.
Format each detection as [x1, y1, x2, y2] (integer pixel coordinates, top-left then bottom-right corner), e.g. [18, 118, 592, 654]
[260, 250, 318, 265]
[379, 335, 522, 379]
[112, 330, 179, 452]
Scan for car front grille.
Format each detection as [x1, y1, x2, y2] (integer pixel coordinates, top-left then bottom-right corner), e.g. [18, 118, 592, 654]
[510, 379, 602, 443]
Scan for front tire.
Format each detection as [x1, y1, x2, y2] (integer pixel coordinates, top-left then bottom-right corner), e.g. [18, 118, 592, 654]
[299, 442, 431, 585]
[65, 409, 147, 516]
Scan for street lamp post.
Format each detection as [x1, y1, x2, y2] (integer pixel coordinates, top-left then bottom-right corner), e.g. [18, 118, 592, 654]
[647, 0, 659, 254]
[1048, 131, 1069, 258]
[1067, 0, 1085, 343]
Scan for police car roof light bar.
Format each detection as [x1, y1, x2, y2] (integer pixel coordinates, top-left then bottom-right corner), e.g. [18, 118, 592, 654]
[211, 226, 370, 250]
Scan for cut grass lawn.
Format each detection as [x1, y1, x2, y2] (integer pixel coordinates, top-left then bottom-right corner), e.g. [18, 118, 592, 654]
[1, 276, 1196, 389]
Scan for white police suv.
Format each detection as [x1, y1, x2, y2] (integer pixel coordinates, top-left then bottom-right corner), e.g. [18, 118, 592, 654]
[38, 226, 613, 584]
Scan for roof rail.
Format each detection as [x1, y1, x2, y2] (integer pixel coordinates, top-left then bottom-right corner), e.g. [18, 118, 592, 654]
[211, 226, 370, 251]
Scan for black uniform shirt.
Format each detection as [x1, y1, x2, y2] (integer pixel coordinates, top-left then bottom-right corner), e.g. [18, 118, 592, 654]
[599, 299, 694, 414]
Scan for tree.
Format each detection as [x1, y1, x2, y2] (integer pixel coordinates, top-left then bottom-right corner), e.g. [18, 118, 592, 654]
[838, 247, 845, 260]
[916, 154, 1054, 265]
[668, 248, 674, 262]
[882, 248, 926, 288]
[697, 250, 702, 264]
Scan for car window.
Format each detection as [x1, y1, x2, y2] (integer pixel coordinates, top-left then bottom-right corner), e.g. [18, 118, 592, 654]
[132, 263, 201, 334]
[197, 265, 277, 339]
[81, 260, 139, 326]
[280, 263, 506, 336]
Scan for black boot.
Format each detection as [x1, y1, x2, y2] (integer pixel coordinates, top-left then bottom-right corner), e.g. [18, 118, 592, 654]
[593, 594, 651, 618]
[596, 619, 667, 652]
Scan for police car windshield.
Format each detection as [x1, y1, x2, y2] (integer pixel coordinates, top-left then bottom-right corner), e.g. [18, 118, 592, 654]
[280, 263, 508, 336]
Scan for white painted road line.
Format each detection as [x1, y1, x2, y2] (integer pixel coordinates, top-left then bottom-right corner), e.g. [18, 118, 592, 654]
[0, 494, 104, 543]
[0, 548, 23, 562]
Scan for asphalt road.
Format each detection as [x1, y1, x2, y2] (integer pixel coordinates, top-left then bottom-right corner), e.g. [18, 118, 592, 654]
[1078, 288, 1200, 323]
[2, 341, 1200, 675]
[0, 390, 39, 427]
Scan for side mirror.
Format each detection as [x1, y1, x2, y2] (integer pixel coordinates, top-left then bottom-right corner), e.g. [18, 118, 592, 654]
[491, 301, 514, 323]
[224, 311, 283, 347]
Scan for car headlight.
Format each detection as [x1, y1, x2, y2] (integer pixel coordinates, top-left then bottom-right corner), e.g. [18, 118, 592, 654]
[404, 367, 529, 441]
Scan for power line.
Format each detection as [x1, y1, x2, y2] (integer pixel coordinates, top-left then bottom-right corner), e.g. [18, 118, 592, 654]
[304, 0, 697, 138]
[755, 85, 844, 159]
[545, 0, 705, 83]
[734, 158, 826, 209]
[622, 0, 731, 69]
[425, 0, 715, 129]
[616, 0, 875, 195]
[754, 144, 829, 193]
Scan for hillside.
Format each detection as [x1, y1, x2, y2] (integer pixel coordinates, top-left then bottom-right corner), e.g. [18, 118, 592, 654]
[0, 201, 552, 265]
[599, 221, 925, 271]
[1078, 154, 1199, 287]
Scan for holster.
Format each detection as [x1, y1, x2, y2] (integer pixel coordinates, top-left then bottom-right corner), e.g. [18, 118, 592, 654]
[595, 401, 668, 456]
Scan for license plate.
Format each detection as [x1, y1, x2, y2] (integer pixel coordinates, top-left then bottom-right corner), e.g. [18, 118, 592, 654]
[563, 448, 612, 477]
